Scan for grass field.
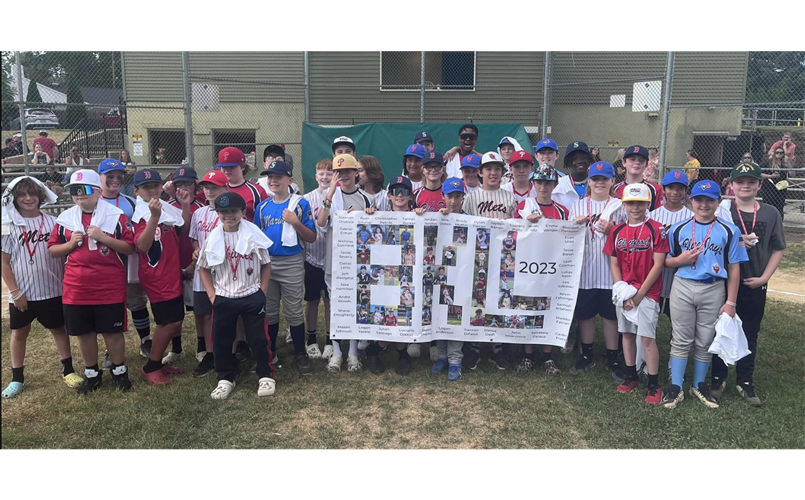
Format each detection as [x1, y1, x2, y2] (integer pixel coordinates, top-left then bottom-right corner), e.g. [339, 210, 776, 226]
[2, 295, 803, 449]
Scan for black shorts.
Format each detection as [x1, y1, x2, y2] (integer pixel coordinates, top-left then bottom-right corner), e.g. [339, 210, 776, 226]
[575, 288, 617, 321]
[64, 302, 127, 336]
[193, 291, 213, 317]
[9, 296, 65, 330]
[150, 295, 185, 325]
[304, 261, 329, 301]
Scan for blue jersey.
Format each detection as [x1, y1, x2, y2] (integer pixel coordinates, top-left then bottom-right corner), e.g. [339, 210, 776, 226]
[254, 195, 315, 257]
[102, 194, 136, 219]
[668, 216, 748, 281]
[573, 183, 586, 198]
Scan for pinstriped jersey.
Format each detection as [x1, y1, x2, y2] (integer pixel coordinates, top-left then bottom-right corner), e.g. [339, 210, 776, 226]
[569, 197, 627, 290]
[303, 188, 327, 269]
[462, 188, 518, 220]
[614, 180, 665, 211]
[189, 206, 219, 292]
[197, 231, 270, 299]
[169, 198, 205, 270]
[649, 205, 693, 297]
[2, 214, 63, 302]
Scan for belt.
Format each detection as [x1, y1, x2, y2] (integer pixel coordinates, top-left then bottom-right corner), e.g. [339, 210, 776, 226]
[687, 277, 721, 284]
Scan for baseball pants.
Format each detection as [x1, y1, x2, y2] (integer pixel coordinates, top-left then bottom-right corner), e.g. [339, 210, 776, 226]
[212, 291, 274, 382]
[669, 277, 725, 363]
[436, 340, 463, 365]
[265, 252, 305, 326]
[711, 283, 766, 385]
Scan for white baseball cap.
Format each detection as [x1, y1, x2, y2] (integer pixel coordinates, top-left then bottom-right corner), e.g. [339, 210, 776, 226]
[481, 151, 506, 168]
[332, 136, 355, 152]
[622, 183, 651, 202]
[65, 169, 102, 189]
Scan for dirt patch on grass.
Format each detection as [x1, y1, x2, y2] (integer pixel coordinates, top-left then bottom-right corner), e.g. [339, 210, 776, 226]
[768, 270, 805, 303]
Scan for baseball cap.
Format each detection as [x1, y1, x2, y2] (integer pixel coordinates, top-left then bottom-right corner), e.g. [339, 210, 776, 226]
[535, 138, 558, 152]
[333, 154, 359, 170]
[263, 144, 285, 159]
[622, 183, 651, 202]
[98, 158, 125, 175]
[39, 130, 48, 135]
[730, 162, 762, 182]
[498, 137, 514, 147]
[690, 180, 721, 200]
[565, 141, 590, 157]
[65, 169, 102, 189]
[404, 144, 427, 159]
[481, 152, 505, 168]
[134, 168, 163, 187]
[624, 145, 649, 160]
[387, 175, 413, 191]
[509, 150, 534, 165]
[662, 170, 689, 187]
[332, 136, 356, 153]
[172, 166, 198, 183]
[442, 177, 465, 195]
[530, 164, 559, 182]
[216, 147, 246, 168]
[260, 160, 293, 177]
[422, 151, 445, 165]
[588, 161, 615, 179]
[199, 170, 227, 187]
[414, 131, 433, 144]
[461, 154, 481, 169]
[213, 192, 246, 211]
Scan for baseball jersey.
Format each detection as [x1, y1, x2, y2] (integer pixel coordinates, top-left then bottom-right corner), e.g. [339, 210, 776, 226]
[413, 186, 445, 212]
[253, 196, 315, 257]
[303, 189, 328, 269]
[727, 203, 786, 279]
[197, 231, 270, 299]
[227, 180, 268, 221]
[2, 214, 63, 302]
[322, 187, 374, 274]
[373, 190, 391, 212]
[515, 199, 570, 220]
[462, 188, 518, 220]
[604, 219, 669, 302]
[169, 198, 205, 269]
[470, 316, 485, 326]
[48, 213, 134, 305]
[465, 184, 480, 194]
[570, 197, 627, 290]
[103, 194, 137, 219]
[614, 180, 665, 212]
[501, 182, 537, 203]
[188, 206, 220, 292]
[667, 217, 748, 281]
[649, 205, 693, 297]
[133, 219, 183, 303]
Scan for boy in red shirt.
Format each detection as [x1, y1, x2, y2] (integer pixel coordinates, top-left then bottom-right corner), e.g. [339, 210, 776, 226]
[413, 151, 447, 211]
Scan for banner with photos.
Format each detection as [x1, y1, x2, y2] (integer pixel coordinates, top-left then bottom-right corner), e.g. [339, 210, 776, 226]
[329, 211, 586, 346]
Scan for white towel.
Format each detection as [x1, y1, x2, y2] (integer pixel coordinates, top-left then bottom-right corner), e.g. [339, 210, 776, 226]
[444, 153, 462, 179]
[497, 136, 524, 157]
[709, 313, 751, 366]
[317, 187, 344, 234]
[55, 198, 123, 235]
[281, 194, 302, 247]
[1, 176, 59, 235]
[518, 198, 540, 219]
[132, 197, 185, 226]
[203, 221, 273, 267]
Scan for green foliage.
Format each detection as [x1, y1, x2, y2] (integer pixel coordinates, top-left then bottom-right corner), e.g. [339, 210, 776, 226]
[1, 52, 18, 128]
[64, 79, 86, 128]
[25, 79, 43, 104]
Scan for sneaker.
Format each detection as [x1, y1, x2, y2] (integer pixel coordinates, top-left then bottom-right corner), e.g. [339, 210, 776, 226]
[396, 357, 411, 376]
[429, 345, 439, 362]
[542, 359, 561, 375]
[661, 384, 684, 408]
[257, 377, 276, 397]
[139, 338, 152, 359]
[326, 356, 342, 373]
[347, 355, 362, 372]
[162, 351, 185, 365]
[431, 358, 449, 374]
[140, 367, 171, 385]
[296, 353, 313, 375]
[77, 373, 103, 395]
[407, 344, 421, 358]
[462, 345, 481, 370]
[192, 353, 215, 378]
[321, 344, 334, 360]
[101, 350, 113, 370]
[211, 380, 235, 400]
[306, 343, 322, 359]
[112, 371, 133, 393]
[710, 379, 725, 403]
[516, 358, 534, 374]
[736, 382, 762, 407]
[448, 364, 462, 382]
[63, 372, 83, 388]
[366, 354, 385, 375]
[645, 384, 663, 405]
[617, 377, 640, 394]
[489, 350, 509, 370]
[196, 351, 208, 363]
[607, 362, 626, 384]
[690, 382, 719, 409]
[569, 356, 595, 375]
[235, 343, 251, 362]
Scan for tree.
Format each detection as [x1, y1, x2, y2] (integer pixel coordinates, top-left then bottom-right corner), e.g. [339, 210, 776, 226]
[745, 52, 805, 123]
[26, 79, 43, 104]
[1, 52, 17, 129]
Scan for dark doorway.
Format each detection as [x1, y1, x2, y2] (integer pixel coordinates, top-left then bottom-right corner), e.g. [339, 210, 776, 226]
[148, 130, 186, 165]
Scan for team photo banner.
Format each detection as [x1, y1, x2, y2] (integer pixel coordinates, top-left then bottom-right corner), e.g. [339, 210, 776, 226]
[330, 211, 586, 346]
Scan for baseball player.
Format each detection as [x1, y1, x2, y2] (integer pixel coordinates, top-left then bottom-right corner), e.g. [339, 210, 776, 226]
[501, 150, 537, 202]
[332, 136, 356, 158]
[613, 145, 665, 211]
[460, 154, 482, 194]
[534, 137, 560, 169]
[414, 131, 434, 152]
[497, 136, 523, 184]
[215, 146, 268, 221]
[552, 141, 593, 210]
[413, 151, 447, 212]
[258, 144, 300, 197]
[401, 144, 427, 190]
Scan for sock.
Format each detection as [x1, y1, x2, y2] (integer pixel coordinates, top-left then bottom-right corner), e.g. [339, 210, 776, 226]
[171, 336, 183, 354]
[648, 373, 659, 387]
[366, 342, 382, 357]
[111, 364, 128, 376]
[85, 364, 100, 378]
[131, 308, 151, 340]
[617, 334, 624, 354]
[143, 358, 163, 373]
[11, 367, 24, 383]
[290, 324, 306, 355]
[61, 357, 75, 376]
[307, 331, 317, 346]
[670, 356, 687, 388]
[347, 339, 359, 358]
[581, 343, 594, 360]
[605, 349, 619, 367]
[197, 336, 206, 354]
[625, 364, 637, 380]
[267, 323, 279, 357]
[332, 339, 343, 358]
[398, 347, 410, 359]
[693, 360, 710, 388]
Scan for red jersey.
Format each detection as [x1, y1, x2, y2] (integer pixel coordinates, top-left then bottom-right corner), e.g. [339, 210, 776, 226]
[48, 213, 134, 305]
[413, 186, 445, 212]
[614, 180, 665, 212]
[603, 219, 669, 302]
[168, 198, 205, 269]
[385, 314, 397, 326]
[228, 181, 268, 221]
[359, 251, 368, 264]
[514, 200, 569, 220]
[133, 218, 183, 303]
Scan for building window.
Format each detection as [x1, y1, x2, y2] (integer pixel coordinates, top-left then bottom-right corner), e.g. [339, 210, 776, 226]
[380, 52, 475, 91]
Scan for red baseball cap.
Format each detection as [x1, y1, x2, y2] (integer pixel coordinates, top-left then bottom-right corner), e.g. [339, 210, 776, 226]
[199, 170, 227, 187]
[216, 147, 246, 168]
[509, 150, 534, 165]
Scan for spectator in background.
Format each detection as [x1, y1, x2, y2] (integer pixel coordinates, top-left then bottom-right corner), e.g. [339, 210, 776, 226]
[32, 130, 59, 162]
[29, 143, 51, 165]
[37, 165, 65, 195]
[62, 146, 89, 180]
[646, 146, 660, 183]
[768, 132, 796, 163]
[762, 146, 790, 220]
[11, 133, 24, 155]
[613, 148, 626, 184]
[120, 150, 136, 197]
[591, 147, 602, 163]
[2, 138, 18, 160]
[119, 149, 135, 167]
[684, 149, 701, 184]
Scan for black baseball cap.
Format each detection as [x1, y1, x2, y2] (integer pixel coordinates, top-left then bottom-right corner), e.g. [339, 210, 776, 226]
[565, 141, 590, 157]
[624, 145, 649, 160]
[213, 192, 246, 211]
[387, 175, 413, 191]
[264, 144, 285, 159]
[172, 166, 198, 183]
[134, 169, 163, 187]
[414, 131, 433, 144]
[261, 161, 293, 177]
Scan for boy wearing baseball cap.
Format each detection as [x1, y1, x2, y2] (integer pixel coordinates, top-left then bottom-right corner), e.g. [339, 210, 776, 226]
[552, 141, 593, 210]
[497, 136, 524, 184]
[48, 169, 136, 394]
[662, 180, 748, 408]
[501, 150, 537, 202]
[414, 131, 434, 152]
[401, 144, 427, 190]
[254, 160, 317, 375]
[614, 145, 665, 212]
[414, 151, 447, 212]
[332, 136, 356, 157]
[258, 145, 300, 197]
[197, 192, 275, 399]
[604, 184, 669, 404]
[215, 146, 268, 221]
[709, 162, 785, 406]
[460, 154, 481, 194]
[534, 138, 560, 168]
[131, 169, 187, 385]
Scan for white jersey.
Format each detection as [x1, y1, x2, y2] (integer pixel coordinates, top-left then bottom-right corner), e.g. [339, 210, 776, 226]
[464, 184, 480, 195]
[569, 197, 627, 290]
[649, 204, 693, 298]
[462, 188, 518, 220]
[197, 231, 270, 299]
[1, 214, 63, 303]
[372, 190, 391, 212]
[303, 188, 328, 269]
[501, 182, 537, 203]
[188, 206, 220, 292]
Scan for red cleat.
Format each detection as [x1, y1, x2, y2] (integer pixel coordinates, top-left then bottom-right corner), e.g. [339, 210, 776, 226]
[645, 385, 663, 404]
[617, 378, 640, 394]
[161, 365, 184, 375]
[141, 368, 171, 385]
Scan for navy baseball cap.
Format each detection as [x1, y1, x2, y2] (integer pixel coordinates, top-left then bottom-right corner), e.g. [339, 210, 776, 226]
[565, 141, 590, 156]
[624, 145, 649, 160]
[690, 180, 721, 200]
[134, 169, 163, 187]
[98, 158, 125, 175]
[423, 151, 445, 166]
[260, 160, 293, 177]
[414, 131, 433, 144]
[172, 166, 198, 183]
[404, 144, 427, 159]
[662, 170, 689, 187]
[461, 154, 481, 169]
[213, 192, 246, 211]
[387, 175, 413, 191]
[442, 177, 465, 195]
[588, 161, 615, 179]
[535, 138, 558, 152]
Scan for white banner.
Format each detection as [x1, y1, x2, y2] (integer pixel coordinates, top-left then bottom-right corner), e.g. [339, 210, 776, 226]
[330, 211, 585, 346]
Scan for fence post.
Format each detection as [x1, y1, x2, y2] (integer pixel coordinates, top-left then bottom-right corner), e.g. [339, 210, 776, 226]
[304, 51, 310, 123]
[658, 51, 675, 178]
[181, 51, 195, 168]
[420, 51, 425, 123]
[14, 51, 30, 175]
[542, 51, 551, 137]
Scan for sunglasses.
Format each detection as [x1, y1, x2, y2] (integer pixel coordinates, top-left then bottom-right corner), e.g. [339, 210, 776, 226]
[460, 134, 477, 141]
[390, 187, 412, 196]
[742, 157, 752, 161]
[69, 185, 95, 196]
[775, 152, 784, 155]
[423, 164, 443, 171]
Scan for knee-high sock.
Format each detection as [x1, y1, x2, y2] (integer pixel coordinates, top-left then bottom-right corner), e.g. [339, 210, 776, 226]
[670, 356, 687, 388]
[348, 339, 359, 358]
[693, 360, 710, 388]
[332, 339, 343, 358]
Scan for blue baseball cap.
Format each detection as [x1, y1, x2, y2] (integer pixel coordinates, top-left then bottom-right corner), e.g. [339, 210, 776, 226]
[98, 158, 125, 175]
[624, 145, 649, 160]
[535, 138, 558, 152]
[260, 160, 293, 177]
[414, 131, 433, 144]
[442, 177, 465, 195]
[134, 169, 163, 187]
[172, 166, 198, 183]
[690, 180, 721, 200]
[404, 144, 427, 159]
[498, 137, 514, 147]
[422, 151, 445, 166]
[460, 154, 481, 169]
[588, 161, 615, 179]
[387, 175, 413, 191]
[662, 170, 689, 187]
